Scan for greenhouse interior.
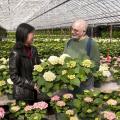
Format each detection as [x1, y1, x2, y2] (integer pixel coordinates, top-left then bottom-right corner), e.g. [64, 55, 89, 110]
[0, 0, 120, 120]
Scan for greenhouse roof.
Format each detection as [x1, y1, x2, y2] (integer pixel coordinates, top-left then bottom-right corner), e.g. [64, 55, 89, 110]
[0, 0, 120, 30]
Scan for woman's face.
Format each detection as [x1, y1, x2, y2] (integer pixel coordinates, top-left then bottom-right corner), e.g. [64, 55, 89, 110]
[25, 32, 34, 46]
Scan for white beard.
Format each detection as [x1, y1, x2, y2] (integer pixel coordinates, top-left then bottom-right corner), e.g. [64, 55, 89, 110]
[71, 35, 79, 39]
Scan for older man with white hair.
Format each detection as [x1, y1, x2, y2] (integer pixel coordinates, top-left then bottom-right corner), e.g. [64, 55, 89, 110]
[64, 19, 100, 92]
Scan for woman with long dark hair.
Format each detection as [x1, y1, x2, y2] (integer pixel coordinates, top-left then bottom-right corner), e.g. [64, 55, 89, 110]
[9, 23, 41, 104]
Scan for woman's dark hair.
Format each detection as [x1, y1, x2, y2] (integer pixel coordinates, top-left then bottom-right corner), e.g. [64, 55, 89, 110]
[15, 23, 35, 48]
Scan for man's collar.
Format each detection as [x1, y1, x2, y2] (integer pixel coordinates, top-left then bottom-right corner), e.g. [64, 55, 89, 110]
[79, 35, 88, 41]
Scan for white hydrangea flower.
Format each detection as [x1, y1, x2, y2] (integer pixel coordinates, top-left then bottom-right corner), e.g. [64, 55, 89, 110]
[66, 109, 74, 116]
[54, 39, 60, 41]
[0, 58, 6, 62]
[62, 39, 67, 41]
[3, 60, 7, 65]
[11, 106, 20, 112]
[58, 54, 71, 65]
[84, 97, 93, 103]
[110, 67, 118, 73]
[63, 93, 73, 99]
[48, 56, 59, 65]
[0, 65, 7, 69]
[7, 78, 13, 85]
[67, 75, 76, 80]
[6, 58, 9, 62]
[56, 100, 66, 107]
[58, 57, 65, 65]
[41, 59, 46, 63]
[67, 61, 76, 68]
[106, 99, 117, 106]
[60, 54, 71, 59]
[0, 58, 7, 64]
[102, 71, 111, 77]
[99, 64, 109, 72]
[62, 70, 67, 75]
[43, 71, 56, 82]
[82, 59, 92, 68]
[0, 80, 6, 86]
[34, 65, 43, 72]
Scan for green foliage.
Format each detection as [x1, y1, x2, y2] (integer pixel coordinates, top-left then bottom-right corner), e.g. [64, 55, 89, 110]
[73, 90, 120, 119]
[33, 55, 95, 96]
[0, 38, 120, 59]
[0, 58, 13, 95]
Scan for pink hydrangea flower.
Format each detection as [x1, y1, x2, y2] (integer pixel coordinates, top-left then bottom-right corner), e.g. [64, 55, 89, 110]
[24, 105, 33, 112]
[51, 95, 60, 102]
[117, 57, 120, 63]
[0, 107, 5, 119]
[103, 111, 116, 120]
[106, 56, 111, 63]
[33, 101, 48, 110]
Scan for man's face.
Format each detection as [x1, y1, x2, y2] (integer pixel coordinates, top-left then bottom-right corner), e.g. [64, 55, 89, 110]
[71, 23, 85, 39]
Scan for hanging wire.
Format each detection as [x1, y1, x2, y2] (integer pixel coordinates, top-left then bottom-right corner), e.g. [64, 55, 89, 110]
[27, 0, 71, 23]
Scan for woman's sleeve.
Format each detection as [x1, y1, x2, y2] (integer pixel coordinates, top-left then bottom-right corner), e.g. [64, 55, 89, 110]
[9, 50, 34, 90]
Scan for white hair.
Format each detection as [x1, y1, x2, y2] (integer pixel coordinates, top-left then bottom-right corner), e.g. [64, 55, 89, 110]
[73, 19, 88, 31]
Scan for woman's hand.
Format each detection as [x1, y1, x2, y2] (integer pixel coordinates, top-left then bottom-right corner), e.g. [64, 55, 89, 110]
[34, 83, 40, 93]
